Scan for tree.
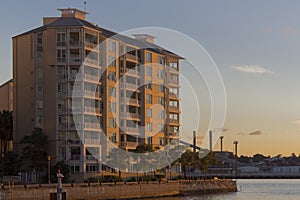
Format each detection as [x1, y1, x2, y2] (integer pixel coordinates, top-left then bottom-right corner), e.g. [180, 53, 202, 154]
[0, 110, 13, 157]
[50, 161, 70, 183]
[0, 151, 21, 177]
[20, 128, 48, 172]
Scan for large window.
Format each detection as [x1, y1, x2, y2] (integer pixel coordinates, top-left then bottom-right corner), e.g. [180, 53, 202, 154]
[146, 66, 152, 76]
[109, 117, 116, 128]
[146, 52, 152, 62]
[146, 94, 152, 104]
[109, 87, 116, 97]
[57, 49, 66, 62]
[86, 164, 99, 172]
[109, 102, 116, 112]
[108, 71, 116, 82]
[108, 40, 116, 52]
[147, 108, 152, 117]
[108, 56, 116, 67]
[56, 32, 66, 46]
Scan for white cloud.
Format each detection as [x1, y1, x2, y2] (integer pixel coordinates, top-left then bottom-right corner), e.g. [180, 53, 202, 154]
[230, 65, 273, 74]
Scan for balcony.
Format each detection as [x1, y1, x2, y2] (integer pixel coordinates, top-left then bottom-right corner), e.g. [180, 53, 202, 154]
[83, 90, 100, 99]
[85, 155, 100, 161]
[67, 139, 81, 145]
[120, 82, 139, 91]
[168, 106, 180, 113]
[120, 97, 140, 106]
[120, 141, 138, 149]
[167, 119, 180, 125]
[69, 56, 82, 63]
[85, 42, 98, 50]
[126, 54, 138, 63]
[84, 122, 100, 130]
[120, 112, 140, 120]
[84, 106, 100, 114]
[70, 155, 81, 160]
[67, 123, 82, 130]
[83, 74, 99, 83]
[85, 58, 98, 66]
[84, 139, 100, 145]
[122, 126, 139, 133]
[125, 69, 139, 77]
[169, 92, 180, 100]
[57, 57, 66, 63]
[168, 79, 179, 85]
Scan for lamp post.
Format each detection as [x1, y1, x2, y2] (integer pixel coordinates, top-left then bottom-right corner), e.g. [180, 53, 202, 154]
[233, 141, 238, 177]
[48, 155, 51, 184]
[219, 136, 224, 177]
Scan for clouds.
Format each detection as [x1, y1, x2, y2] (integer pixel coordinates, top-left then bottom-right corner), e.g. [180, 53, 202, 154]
[238, 130, 263, 136]
[230, 65, 273, 75]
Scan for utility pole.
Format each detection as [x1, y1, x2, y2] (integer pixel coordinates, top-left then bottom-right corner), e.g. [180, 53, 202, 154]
[193, 131, 196, 153]
[219, 136, 224, 152]
[233, 141, 238, 177]
[48, 155, 51, 184]
[209, 130, 213, 152]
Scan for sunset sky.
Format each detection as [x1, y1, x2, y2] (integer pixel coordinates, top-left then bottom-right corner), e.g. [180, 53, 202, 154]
[1, 1, 300, 156]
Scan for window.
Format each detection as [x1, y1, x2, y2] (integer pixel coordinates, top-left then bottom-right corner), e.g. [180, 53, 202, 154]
[169, 100, 178, 107]
[58, 147, 65, 158]
[146, 52, 152, 62]
[169, 62, 178, 69]
[108, 71, 116, 82]
[158, 85, 164, 93]
[108, 40, 116, 52]
[147, 108, 152, 118]
[109, 102, 116, 112]
[159, 110, 165, 120]
[169, 87, 178, 95]
[56, 32, 66, 46]
[36, 46, 43, 62]
[70, 165, 80, 173]
[158, 70, 164, 79]
[158, 124, 164, 132]
[169, 113, 179, 120]
[147, 137, 152, 145]
[85, 131, 99, 140]
[37, 84, 43, 94]
[109, 133, 117, 143]
[109, 87, 116, 97]
[37, 33, 43, 45]
[158, 97, 165, 106]
[159, 138, 165, 146]
[108, 56, 116, 67]
[109, 118, 116, 128]
[146, 94, 152, 104]
[57, 49, 66, 62]
[146, 66, 152, 76]
[147, 122, 153, 132]
[158, 57, 165, 65]
[86, 164, 99, 172]
[146, 81, 152, 90]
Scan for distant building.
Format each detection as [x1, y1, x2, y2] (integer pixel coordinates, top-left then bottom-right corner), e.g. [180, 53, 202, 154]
[0, 79, 13, 112]
[13, 8, 181, 181]
[272, 166, 300, 174]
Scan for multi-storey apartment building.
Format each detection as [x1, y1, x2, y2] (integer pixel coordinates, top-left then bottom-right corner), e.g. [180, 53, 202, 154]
[0, 79, 13, 112]
[13, 8, 181, 179]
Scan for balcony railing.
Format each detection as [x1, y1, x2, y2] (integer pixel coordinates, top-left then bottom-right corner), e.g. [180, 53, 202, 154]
[120, 97, 140, 105]
[84, 122, 100, 130]
[169, 92, 179, 99]
[126, 54, 138, 62]
[69, 56, 82, 63]
[84, 90, 100, 98]
[85, 155, 100, 161]
[120, 141, 138, 148]
[125, 69, 139, 76]
[83, 74, 99, 82]
[168, 119, 180, 124]
[85, 42, 98, 50]
[84, 139, 100, 145]
[84, 106, 100, 113]
[120, 112, 140, 119]
[85, 58, 98, 65]
[168, 79, 179, 85]
[70, 155, 81, 160]
[120, 82, 139, 90]
[169, 106, 180, 112]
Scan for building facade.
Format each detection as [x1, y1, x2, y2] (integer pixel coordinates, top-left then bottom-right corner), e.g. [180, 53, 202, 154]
[13, 8, 181, 179]
[0, 79, 13, 112]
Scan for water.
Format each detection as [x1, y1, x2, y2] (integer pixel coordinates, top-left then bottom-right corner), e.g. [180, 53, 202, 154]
[148, 179, 300, 200]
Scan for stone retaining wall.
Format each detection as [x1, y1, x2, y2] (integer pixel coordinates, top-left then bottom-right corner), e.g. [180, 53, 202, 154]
[0, 179, 237, 200]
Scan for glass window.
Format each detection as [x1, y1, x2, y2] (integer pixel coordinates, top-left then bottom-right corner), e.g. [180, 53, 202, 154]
[109, 118, 116, 128]
[56, 32, 66, 46]
[146, 52, 152, 62]
[109, 87, 116, 97]
[146, 66, 152, 76]
[147, 108, 152, 117]
[37, 33, 43, 45]
[108, 71, 116, 82]
[158, 57, 165, 65]
[108, 56, 116, 67]
[57, 49, 66, 62]
[109, 102, 116, 112]
[146, 94, 152, 104]
[147, 137, 152, 145]
[158, 85, 164, 93]
[158, 70, 164, 79]
[147, 122, 152, 132]
[109, 133, 117, 143]
[108, 40, 116, 52]
[146, 81, 152, 90]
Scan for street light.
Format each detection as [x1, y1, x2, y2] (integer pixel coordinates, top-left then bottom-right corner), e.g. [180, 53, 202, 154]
[48, 155, 51, 184]
[219, 136, 224, 152]
[233, 141, 238, 177]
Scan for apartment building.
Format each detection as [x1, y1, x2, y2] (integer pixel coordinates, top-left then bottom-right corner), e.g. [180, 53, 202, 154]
[13, 8, 181, 179]
[0, 79, 13, 112]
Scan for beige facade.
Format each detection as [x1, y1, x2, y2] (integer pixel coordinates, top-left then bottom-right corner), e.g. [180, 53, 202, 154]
[13, 8, 181, 178]
[0, 79, 13, 112]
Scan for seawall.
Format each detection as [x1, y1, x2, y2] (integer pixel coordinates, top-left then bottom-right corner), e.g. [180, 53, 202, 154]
[0, 179, 237, 199]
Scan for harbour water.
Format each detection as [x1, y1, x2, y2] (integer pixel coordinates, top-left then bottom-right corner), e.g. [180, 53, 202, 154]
[148, 179, 300, 200]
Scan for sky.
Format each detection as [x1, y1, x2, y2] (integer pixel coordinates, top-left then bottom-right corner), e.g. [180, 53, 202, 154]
[1, 0, 300, 156]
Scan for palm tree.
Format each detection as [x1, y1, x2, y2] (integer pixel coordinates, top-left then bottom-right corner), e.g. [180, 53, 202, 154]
[0, 110, 13, 157]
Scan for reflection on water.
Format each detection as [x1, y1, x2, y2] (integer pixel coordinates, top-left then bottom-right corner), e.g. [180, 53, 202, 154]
[143, 179, 300, 200]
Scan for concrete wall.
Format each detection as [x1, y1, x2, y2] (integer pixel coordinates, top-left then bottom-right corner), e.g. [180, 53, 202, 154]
[0, 179, 237, 200]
